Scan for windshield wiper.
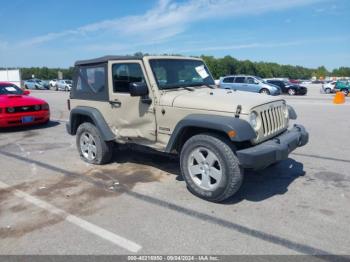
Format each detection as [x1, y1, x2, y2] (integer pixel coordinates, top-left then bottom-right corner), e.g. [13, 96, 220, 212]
[190, 83, 215, 89]
[163, 85, 195, 91]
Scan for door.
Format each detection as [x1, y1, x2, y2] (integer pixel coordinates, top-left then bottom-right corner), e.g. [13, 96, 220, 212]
[107, 60, 156, 143]
[245, 77, 259, 92]
[233, 76, 246, 91]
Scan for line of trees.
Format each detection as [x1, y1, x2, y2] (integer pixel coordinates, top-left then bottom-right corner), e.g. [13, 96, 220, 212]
[1, 54, 349, 80]
[0, 67, 74, 80]
[200, 55, 350, 80]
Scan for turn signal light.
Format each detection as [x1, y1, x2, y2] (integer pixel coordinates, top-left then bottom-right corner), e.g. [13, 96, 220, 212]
[227, 130, 236, 138]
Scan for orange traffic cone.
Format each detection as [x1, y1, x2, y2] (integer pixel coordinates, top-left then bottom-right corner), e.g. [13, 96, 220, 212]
[333, 92, 346, 104]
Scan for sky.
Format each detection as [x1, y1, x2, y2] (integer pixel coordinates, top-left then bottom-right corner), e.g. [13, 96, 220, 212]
[0, 0, 349, 70]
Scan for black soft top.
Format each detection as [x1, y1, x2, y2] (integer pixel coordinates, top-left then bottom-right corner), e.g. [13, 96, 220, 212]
[75, 55, 142, 66]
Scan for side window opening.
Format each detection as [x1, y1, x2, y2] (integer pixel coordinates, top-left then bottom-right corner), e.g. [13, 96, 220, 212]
[223, 77, 234, 83]
[72, 64, 108, 101]
[246, 77, 255, 84]
[112, 63, 145, 93]
[234, 77, 245, 83]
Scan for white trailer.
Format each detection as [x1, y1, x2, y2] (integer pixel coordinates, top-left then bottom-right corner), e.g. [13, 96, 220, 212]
[0, 69, 22, 87]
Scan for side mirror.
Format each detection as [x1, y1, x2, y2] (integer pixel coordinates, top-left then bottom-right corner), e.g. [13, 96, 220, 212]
[254, 80, 259, 84]
[129, 82, 149, 97]
[23, 90, 30, 95]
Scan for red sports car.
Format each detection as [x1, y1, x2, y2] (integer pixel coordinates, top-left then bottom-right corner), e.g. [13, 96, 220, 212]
[0, 82, 50, 128]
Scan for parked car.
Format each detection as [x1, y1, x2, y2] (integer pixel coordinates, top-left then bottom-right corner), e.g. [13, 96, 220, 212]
[66, 55, 308, 202]
[289, 79, 301, 84]
[0, 82, 50, 128]
[24, 79, 46, 90]
[49, 79, 58, 88]
[300, 80, 312, 84]
[265, 79, 307, 96]
[334, 80, 350, 96]
[56, 80, 73, 91]
[219, 75, 281, 95]
[41, 80, 50, 89]
[321, 81, 336, 94]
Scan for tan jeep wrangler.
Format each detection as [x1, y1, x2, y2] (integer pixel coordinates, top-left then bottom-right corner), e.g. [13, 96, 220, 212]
[66, 55, 308, 202]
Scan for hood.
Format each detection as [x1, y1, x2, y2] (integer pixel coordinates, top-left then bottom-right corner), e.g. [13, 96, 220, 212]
[0, 94, 46, 107]
[286, 84, 305, 89]
[159, 88, 284, 114]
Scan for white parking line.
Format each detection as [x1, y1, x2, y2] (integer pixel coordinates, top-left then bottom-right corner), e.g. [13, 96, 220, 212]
[0, 180, 142, 253]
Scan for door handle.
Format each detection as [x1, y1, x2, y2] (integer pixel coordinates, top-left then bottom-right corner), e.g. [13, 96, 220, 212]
[109, 99, 121, 106]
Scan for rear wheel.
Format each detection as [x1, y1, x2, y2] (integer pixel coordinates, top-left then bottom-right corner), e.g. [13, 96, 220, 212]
[325, 88, 331, 94]
[287, 88, 296, 96]
[180, 133, 243, 202]
[341, 89, 349, 96]
[259, 88, 270, 95]
[76, 122, 113, 165]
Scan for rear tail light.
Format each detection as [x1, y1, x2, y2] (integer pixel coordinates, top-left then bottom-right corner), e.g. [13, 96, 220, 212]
[41, 103, 50, 111]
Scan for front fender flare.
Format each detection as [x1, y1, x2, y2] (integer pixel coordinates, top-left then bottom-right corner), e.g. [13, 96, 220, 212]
[165, 114, 256, 153]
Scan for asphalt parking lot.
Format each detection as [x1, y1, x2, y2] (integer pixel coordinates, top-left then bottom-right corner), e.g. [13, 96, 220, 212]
[0, 84, 349, 255]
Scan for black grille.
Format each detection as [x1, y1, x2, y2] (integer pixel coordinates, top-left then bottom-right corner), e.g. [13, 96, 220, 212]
[7, 105, 41, 113]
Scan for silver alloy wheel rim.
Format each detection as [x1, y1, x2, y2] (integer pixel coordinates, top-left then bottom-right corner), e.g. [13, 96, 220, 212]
[80, 132, 97, 161]
[261, 89, 268, 95]
[187, 147, 222, 190]
[288, 89, 296, 95]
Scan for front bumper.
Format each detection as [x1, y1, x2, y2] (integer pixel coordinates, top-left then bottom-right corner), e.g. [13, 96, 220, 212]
[297, 88, 307, 95]
[237, 124, 308, 170]
[0, 111, 50, 128]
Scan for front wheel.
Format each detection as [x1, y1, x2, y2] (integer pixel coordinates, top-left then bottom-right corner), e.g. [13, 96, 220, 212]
[287, 88, 296, 96]
[180, 133, 243, 202]
[76, 122, 113, 165]
[325, 88, 331, 94]
[259, 88, 270, 95]
[341, 89, 349, 96]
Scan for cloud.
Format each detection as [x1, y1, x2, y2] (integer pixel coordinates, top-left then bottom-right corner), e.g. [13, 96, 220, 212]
[179, 41, 304, 53]
[19, 0, 323, 47]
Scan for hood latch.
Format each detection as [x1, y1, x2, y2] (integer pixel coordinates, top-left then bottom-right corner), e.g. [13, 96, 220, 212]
[235, 105, 242, 118]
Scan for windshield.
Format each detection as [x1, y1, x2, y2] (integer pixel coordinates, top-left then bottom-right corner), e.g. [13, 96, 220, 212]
[255, 76, 267, 84]
[149, 59, 215, 90]
[0, 83, 23, 95]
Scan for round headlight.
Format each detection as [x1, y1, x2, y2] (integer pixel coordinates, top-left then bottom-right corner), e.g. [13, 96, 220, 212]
[249, 111, 258, 129]
[7, 107, 15, 113]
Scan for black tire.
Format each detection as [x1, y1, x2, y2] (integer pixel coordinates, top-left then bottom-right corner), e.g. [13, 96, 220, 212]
[287, 88, 296, 96]
[259, 88, 270, 95]
[180, 133, 243, 202]
[325, 88, 331, 94]
[76, 122, 113, 165]
[341, 89, 349, 96]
